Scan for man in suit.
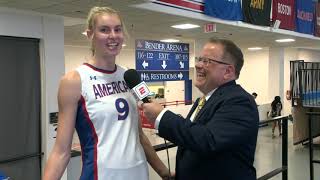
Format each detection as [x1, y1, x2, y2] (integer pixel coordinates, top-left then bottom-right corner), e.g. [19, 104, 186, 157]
[140, 38, 259, 180]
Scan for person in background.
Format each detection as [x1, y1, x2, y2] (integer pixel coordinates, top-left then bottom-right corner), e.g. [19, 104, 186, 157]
[140, 38, 259, 180]
[252, 92, 257, 99]
[251, 92, 258, 106]
[270, 96, 283, 138]
[155, 88, 165, 99]
[43, 6, 171, 180]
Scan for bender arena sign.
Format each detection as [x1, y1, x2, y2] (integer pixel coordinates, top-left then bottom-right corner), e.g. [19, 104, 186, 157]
[135, 39, 189, 82]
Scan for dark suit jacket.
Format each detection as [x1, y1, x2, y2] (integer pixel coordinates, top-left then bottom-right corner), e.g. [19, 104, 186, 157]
[158, 81, 259, 180]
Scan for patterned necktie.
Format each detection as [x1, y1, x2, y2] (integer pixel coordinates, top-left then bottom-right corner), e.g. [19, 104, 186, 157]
[195, 96, 206, 117]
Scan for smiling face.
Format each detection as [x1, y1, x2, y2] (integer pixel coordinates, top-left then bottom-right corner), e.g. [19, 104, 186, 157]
[87, 13, 124, 58]
[195, 42, 235, 94]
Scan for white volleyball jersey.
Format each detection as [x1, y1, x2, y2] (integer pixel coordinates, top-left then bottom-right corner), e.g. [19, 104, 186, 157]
[75, 63, 147, 180]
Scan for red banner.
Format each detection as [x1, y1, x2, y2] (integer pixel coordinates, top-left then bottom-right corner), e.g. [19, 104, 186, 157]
[153, 0, 204, 12]
[272, 0, 295, 30]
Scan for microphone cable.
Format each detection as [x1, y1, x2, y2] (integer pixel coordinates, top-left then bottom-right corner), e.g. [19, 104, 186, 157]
[163, 138, 172, 180]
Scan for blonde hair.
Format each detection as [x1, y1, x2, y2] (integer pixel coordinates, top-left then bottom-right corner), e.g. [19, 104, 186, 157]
[86, 6, 128, 55]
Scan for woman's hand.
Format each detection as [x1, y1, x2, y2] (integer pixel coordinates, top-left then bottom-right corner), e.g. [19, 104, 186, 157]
[161, 171, 175, 180]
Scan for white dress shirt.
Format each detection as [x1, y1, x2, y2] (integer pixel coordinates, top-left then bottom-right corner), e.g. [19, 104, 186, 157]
[154, 88, 216, 129]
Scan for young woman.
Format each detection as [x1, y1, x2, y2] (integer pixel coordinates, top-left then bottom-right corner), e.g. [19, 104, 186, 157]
[270, 96, 283, 138]
[43, 6, 170, 180]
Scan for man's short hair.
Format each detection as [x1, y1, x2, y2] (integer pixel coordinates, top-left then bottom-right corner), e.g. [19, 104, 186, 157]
[207, 38, 244, 78]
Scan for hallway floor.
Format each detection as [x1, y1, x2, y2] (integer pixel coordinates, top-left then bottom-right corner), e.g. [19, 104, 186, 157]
[148, 123, 320, 180]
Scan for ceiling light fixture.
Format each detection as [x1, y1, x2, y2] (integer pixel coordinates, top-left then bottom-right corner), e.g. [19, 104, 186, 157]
[81, 31, 87, 36]
[248, 47, 262, 51]
[171, 23, 200, 29]
[275, 38, 295, 43]
[160, 39, 180, 43]
[122, 44, 126, 47]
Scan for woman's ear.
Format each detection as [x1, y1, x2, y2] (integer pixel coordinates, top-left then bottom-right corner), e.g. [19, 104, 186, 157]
[86, 29, 93, 40]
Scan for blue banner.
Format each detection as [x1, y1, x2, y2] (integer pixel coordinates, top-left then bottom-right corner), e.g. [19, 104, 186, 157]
[135, 39, 189, 82]
[204, 0, 243, 21]
[296, 0, 315, 35]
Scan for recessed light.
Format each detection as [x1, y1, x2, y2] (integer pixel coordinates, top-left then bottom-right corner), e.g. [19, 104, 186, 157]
[160, 39, 180, 43]
[171, 24, 200, 29]
[275, 38, 295, 43]
[248, 47, 262, 51]
[122, 44, 126, 47]
[81, 31, 87, 36]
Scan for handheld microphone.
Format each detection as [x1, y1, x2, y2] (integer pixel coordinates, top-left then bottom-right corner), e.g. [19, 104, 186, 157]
[124, 69, 150, 103]
[124, 69, 172, 179]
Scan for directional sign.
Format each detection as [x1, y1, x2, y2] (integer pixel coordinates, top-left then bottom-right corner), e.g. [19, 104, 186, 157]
[136, 39, 189, 82]
[136, 50, 189, 70]
[135, 40, 189, 71]
[138, 71, 189, 82]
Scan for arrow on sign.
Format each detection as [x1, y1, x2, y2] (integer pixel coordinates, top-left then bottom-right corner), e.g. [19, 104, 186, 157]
[178, 72, 183, 80]
[161, 61, 167, 69]
[142, 60, 148, 69]
[179, 61, 184, 69]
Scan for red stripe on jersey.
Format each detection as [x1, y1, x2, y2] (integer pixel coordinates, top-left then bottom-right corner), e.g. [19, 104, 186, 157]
[84, 63, 117, 74]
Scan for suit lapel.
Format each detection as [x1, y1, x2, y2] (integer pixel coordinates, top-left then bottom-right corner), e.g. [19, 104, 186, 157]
[193, 81, 236, 121]
[186, 98, 199, 120]
[178, 98, 200, 153]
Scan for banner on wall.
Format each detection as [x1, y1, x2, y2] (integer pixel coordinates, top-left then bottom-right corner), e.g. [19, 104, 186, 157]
[315, 3, 320, 37]
[204, 0, 243, 21]
[296, 0, 315, 35]
[272, 0, 295, 30]
[242, 0, 272, 26]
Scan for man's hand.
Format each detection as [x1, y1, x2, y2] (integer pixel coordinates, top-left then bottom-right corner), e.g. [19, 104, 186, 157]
[139, 101, 164, 123]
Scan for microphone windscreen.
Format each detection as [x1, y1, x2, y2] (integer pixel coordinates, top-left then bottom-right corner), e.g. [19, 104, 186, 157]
[124, 69, 150, 103]
[124, 69, 141, 89]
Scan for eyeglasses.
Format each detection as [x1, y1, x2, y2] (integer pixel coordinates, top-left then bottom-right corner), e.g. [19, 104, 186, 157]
[195, 57, 231, 66]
